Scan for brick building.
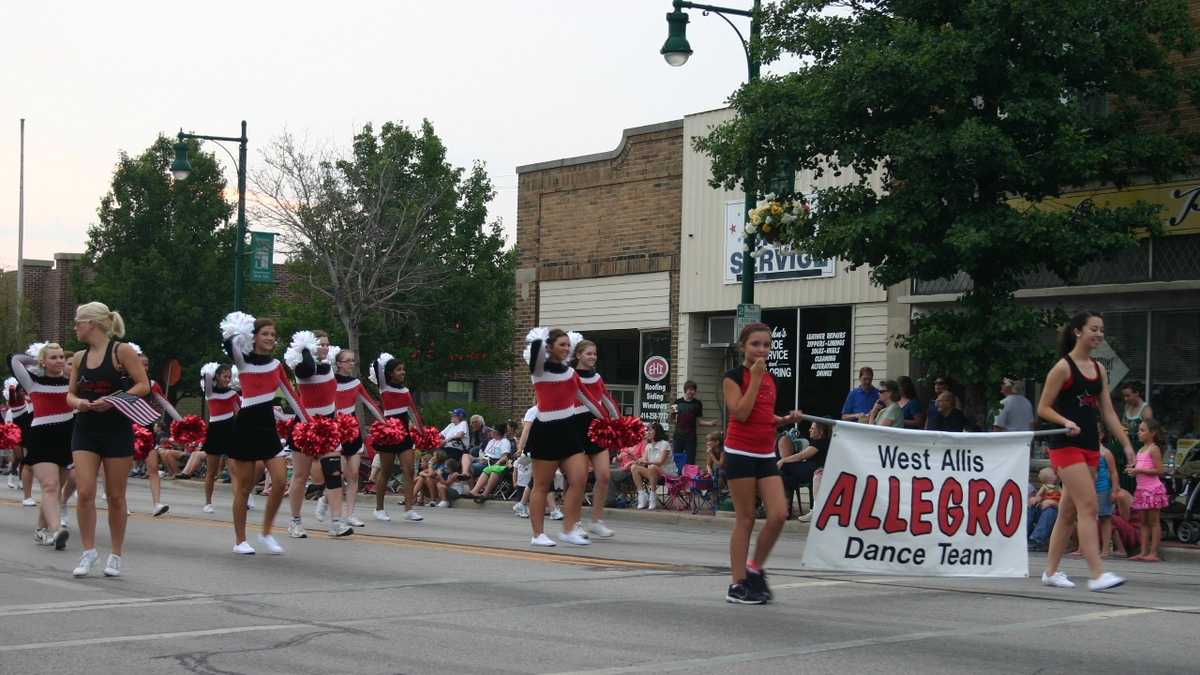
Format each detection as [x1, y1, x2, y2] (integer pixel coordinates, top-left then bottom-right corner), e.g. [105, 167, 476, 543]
[510, 120, 685, 423]
[1, 252, 85, 344]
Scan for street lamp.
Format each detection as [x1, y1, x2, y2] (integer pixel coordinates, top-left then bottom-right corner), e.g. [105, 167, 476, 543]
[661, 0, 762, 309]
[172, 120, 249, 311]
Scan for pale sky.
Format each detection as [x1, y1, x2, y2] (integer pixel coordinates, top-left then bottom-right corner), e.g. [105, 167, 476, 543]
[0, 0, 791, 269]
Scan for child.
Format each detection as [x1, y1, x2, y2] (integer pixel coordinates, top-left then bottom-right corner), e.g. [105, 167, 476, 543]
[1027, 467, 1061, 551]
[703, 431, 725, 477]
[1127, 419, 1169, 562]
[1070, 444, 1129, 558]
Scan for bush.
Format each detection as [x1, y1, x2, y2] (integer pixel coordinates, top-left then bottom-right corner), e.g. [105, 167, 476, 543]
[418, 400, 503, 430]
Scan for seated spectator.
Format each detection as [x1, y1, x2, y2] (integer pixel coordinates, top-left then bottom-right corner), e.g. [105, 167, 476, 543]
[867, 380, 904, 427]
[630, 422, 673, 511]
[928, 392, 966, 432]
[604, 442, 641, 508]
[704, 431, 725, 476]
[467, 414, 488, 457]
[471, 422, 511, 476]
[924, 376, 950, 429]
[471, 423, 513, 498]
[440, 408, 471, 476]
[778, 422, 831, 521]
[413, 451, 445, 506]
[1027, 467, 1061, 551]
[898, 376, 925, 429]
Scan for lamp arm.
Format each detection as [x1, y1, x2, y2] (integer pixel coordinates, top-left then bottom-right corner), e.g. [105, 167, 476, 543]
[676, 1, 755, 78]
[178, 133, 241, 175]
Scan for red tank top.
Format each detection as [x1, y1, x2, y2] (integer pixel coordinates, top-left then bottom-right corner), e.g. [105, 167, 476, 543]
[723, 366, 777, 457]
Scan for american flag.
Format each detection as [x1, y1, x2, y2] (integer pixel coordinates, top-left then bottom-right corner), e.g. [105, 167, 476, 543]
[102, 391, 162, 427]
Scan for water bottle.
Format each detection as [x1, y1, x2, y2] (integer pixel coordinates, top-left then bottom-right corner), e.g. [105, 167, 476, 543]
[1166, 447, 1176, 474]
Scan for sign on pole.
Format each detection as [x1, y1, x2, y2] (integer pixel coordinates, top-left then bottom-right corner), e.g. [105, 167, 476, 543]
[735, 303, 761, 340]
[249, 231, 275, 283]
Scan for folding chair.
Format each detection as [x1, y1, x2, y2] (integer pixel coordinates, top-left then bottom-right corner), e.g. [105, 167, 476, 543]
[664, 464, 700, 510]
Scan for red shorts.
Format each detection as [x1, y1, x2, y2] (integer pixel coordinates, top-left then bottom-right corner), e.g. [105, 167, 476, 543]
[1048, 446, 1100, 470]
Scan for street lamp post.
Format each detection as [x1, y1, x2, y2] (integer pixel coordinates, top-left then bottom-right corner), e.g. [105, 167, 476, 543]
[171, 120, 249, 311]
[661, 0, 762, 309]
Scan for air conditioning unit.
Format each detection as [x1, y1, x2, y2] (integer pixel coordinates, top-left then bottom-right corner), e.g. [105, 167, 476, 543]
[703, 315, 735, 348]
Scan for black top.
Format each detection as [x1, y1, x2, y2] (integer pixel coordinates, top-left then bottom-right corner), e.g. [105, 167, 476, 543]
[673, 397, 704, 438]
[807, 436, 830, 468]
[76, 340, 122, 403]
[930, 409, 967, 433]
[334, 373, 355, 384]
[1047, 356, 1102, 451]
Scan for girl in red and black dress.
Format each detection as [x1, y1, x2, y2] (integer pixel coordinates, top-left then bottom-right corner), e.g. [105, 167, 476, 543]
[333, 348, 383, 527]
[7, 379, 34, 501]
[722, 323, 802, 604]
[1037, 311, 1135, 592]
[524, 328, 602, 547]
[372, 354, 425, 523]
[10, 343, 74, 550]
[290, 331, 353, 538]
[572, 339, 619, 540]
[224, 315, 308, 555]
[200, 363, 238, 513]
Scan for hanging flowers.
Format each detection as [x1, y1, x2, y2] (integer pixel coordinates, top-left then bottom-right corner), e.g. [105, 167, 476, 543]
[745, 197, 812, 246]
[170, 416, 208, 447]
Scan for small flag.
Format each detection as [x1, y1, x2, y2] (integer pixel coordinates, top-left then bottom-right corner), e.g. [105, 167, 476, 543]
[102, 391, 162, 427]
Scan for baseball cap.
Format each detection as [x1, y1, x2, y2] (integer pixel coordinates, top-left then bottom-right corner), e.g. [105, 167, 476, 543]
[452, 408, 466, 417]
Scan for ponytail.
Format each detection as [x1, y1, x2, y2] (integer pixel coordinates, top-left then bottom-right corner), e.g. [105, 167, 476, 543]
[1058, 311, 1101, 356]
[74, 301, 126, 338]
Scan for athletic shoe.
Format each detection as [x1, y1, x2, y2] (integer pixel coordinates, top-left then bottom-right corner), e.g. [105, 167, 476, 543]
[152, 503, 170, 517]
[745, 569, 773, 603]
[797, 512, 812, 523]
[103, 554, 122, 577]
[637, 490, 648, 509]
[288, 521, 308, 539]
[530, 533, 556, 547]
[427, 501, 439, 508]
[53, 527, 69, 551]
[246, 495, 256, 510]
[257, 534, 285, 554]
[1087, 572, 1126, 592]
[34, 527, 47, 543]
[315, 496, 328, 522]
[589, 521, 615, 539]
[513, 502, 529, 518]
[73, 549, 99, 577]
[437, 500, 450, 508]
[174, 473, 192, 480]
[646, 493, 657, 510]
[6, 475, 15, 489]
[571, 525, 591, 541]
[549, 508, 564, 521]
[328, 521, 354, 538]
[374, 510, 391, 521]
[22, 497, 36, 507]
[402, 510, 424, 522]
[202, 503, 215, 514]
[346, 515, 366, 527]
[557, 530, 591, 546]
[1041, 571, 1075, 588]
[726, 582, 767, 605]
[35, 528, 53, 546]
[233, 541, 256, 555]
[59, 515, 69, 528]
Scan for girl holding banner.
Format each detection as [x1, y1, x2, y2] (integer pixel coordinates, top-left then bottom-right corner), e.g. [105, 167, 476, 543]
[1037, 311, 1135, 591]
[722, 322, 803, 604]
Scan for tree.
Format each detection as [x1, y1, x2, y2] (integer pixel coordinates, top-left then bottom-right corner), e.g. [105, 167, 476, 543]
[81, 136, 235, 399]
[0, 270, 37, 355]
[697, 0, 1200, 409]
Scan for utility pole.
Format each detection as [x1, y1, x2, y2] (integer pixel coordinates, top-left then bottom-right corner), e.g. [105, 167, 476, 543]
[16, 118, 25, 342]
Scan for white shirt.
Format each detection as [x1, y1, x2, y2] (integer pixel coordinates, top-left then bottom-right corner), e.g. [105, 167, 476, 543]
[441, 420, 468, 446]
[523, 406, 537, 423]
[995, 394, 1035, 431]
[482, 437, 512, 461]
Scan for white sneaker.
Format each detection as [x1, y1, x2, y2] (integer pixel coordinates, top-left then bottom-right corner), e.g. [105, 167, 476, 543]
[60, 514, 69, 529]
[34, 528, 52, 545]
[1088, 572, 1126, 591]
[1041, 571, 1075, 588]
[232, 541, 256, 555]
[73, 549, 98, 577]
[328, 521, 354, 537]
[557, 530, 591, 546]
[646, 492, 657, 510]
[797, 511, 813, 522]
[437, 500, 450, 508]
[153, 503, 169, 517]
[6, 475, 15, 489]
[246, 495, 256, 510]
[288, 521, 308, 538]
[513, 502, 529, 518]
[202, 503, 215, 514]
[257, 534, 285, 554]
[549, 508, 564, 521]
[103, 554, 122, 577]
[21, 497, 36, 507]
[374, 510, 391, 521]
[346, 515, 365, 527]
[530, 533, 556, 547]
[315, 496, 328, 522]
[53, 527, 69, 551]
[571, 525, 591, 541]
[637, 490, 648, 509]
[589, 520, 614, 539]
[402, 510, 424, 522]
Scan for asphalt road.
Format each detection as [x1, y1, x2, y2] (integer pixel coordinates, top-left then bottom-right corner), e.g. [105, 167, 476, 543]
[1, 477, 1197, 675]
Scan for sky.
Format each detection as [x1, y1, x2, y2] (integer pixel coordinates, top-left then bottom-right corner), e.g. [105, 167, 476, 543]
[0, 0, 795, 270]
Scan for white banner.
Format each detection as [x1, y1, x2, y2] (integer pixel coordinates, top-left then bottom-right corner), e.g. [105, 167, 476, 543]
[801, 423, 1032, 577]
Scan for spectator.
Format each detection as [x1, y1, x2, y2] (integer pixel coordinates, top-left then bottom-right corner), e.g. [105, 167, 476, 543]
[413, 452, 445, 507]
[470, 423, 513, 498]
[630, 422, 673, 510]
[928, 392, 967, 432]
[897, 376, 924, 429]
[467, 414, 488, 456]
[868, 380, 904, 427]
[994, 377, 1035, 432]
[1028, 467, 1061, 551]
[841, 367, 880, 421]
[704, 431, 725, 476]
[441, 408, 470, 476]
[602, 442, 641, 508]
[924, 376, 950, 429]
[668, 380, 717, 466]
[512, 406, 562, 520]
[777, 422, 830, 522]
[1119, 381, 1153, 441]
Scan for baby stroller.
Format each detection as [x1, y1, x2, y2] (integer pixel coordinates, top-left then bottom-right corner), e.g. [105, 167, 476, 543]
[1166, 443, 1200, 544]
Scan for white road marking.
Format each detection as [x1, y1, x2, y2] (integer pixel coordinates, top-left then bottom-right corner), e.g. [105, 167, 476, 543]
[549, 607, 1159, 674]
[772, 580, 848, 589]
[27, 577, 107, 592]
[0, 623, 307, 652]
[0, 594, 212, 617]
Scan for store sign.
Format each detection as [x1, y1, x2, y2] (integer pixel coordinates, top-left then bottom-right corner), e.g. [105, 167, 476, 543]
[761, 310, 798, 416]
[638, 332, 672, 428]
[724, 201, 836, 284]
[1020, 179, 1200, 236]
[643, 356, 669, 382]
[798, 307, 853, 418]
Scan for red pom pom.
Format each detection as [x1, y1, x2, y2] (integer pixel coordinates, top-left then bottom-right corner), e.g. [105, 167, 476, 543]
[291, 416, 342, 457]
[368, 418, 409, 451]
[170, 415, 208, 447]
[587, 417, 625, 451]
[412, 426, 444, 451]
[0, 422, 22, 449]
[616, 416, 646, 449]
[133, 424, 156, 461]
[335, 414, 361, 444]
[276, 417, 297, 441]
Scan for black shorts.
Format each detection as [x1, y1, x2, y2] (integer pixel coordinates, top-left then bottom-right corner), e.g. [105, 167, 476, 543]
[341, 435, 364, 457]
[724, 451, 780, 481]
[71, 416, 135, 459]
[203, 418, 235, 456]
[527, 418, 583, 463]
[24, 421, 75, 468]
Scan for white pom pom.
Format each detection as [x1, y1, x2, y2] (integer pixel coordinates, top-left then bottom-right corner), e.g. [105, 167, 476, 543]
[369, 352, 394, 385]
[325, 345, 341, 365]
[567, 331, 585, 353]
[230, 366, 240, 389]
[126, 342, 143, 356]
[283, 330, 318, 369]
[199, 362, 218, 390]
[25, 342, 46, 359]
[220, 311, 256, 344]
[2, 377, 15, 400]
[524, 327, 550, 344]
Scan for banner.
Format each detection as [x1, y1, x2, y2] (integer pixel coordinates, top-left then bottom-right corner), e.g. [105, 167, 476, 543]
[801, 423, 1032, 577]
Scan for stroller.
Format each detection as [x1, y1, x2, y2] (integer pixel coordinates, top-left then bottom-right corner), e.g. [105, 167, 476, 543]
[1165, 442, 1200, 544]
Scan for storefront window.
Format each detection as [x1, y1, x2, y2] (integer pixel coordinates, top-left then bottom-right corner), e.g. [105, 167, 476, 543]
[1151, 310, 1200, 441]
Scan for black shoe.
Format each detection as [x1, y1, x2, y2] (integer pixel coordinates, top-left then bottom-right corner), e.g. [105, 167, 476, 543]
[745, 569, 773, 603]
[726, 581, 767, 605]
[1028, 540, 1048, 552]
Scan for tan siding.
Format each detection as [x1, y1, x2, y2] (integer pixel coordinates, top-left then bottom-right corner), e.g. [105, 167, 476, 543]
[854, 303, 890, 385]
[539, 273, 670, 331]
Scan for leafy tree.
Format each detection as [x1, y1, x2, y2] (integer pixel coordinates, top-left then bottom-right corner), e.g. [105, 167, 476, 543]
[81, 136, 235, 400]
[697, 0, 1200, 409]
[0, 271, 38, 355]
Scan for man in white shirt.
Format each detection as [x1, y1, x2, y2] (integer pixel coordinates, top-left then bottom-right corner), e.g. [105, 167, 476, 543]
[441, 408, 471, 476]
[993, 378, 1035, 432]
